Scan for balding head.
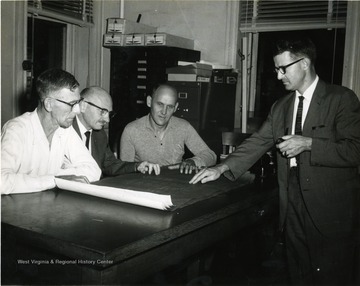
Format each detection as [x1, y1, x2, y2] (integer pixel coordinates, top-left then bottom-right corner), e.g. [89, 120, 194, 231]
[81, 86, 111, 102]
[79, 86, 113, 130]
[152, 85, 178, 102]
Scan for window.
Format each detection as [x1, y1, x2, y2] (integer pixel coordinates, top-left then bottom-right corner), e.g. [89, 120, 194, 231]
[28, 0, 93, 27]
[240, 0, 347, 32]
[22, 17, 66, 113]
[237, 0, 347, 131]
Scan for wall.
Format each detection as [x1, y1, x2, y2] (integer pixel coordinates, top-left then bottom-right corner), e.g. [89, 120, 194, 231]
[0, 1, 239, 125]
[342, 0, 360, 100]
[101, 1, 124, 92]
[1, 1, 27, 126]
[1, 0, 359, 126]
[100, 0, 239, 92]
[123, 0, 235, 64]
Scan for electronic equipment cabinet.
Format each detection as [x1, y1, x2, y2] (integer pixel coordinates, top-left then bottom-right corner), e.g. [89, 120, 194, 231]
[169, 76, 237, 133]
[168, 81, 209, 132]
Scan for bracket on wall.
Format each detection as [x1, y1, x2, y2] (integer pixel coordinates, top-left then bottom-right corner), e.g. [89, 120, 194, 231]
[22, 60, 33, 71]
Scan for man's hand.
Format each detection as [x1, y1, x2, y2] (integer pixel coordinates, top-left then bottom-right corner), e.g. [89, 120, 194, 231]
[137, 161, 161, 175]
[55, 175, 90, 184]
[276, 135, 312, 158]
[167, 159, 201, 174]
[189, 164, 229, 184]
[180, 159, 199, 174]
[174, 159, 202, 174]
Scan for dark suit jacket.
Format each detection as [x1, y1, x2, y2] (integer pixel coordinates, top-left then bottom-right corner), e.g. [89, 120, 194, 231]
[224, 79, 360, 236]
[73, 119, 137, 177]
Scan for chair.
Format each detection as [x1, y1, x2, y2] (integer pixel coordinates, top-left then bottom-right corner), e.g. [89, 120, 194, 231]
[220, 132, 251, 161]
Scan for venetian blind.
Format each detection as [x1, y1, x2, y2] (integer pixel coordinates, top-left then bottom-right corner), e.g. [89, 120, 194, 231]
[240, 0, 348, 32]
[28, 0, 93, 27]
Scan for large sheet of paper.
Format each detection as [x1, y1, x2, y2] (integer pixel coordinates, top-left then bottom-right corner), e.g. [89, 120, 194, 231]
[55, 178, 173, 210]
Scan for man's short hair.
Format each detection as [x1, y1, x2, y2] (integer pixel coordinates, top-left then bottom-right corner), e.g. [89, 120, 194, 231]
[36, 68, 79, 101]
[272, 37, 317, 63]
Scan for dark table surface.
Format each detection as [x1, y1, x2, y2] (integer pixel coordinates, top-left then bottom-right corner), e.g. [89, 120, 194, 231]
[1, 169, 278, 284]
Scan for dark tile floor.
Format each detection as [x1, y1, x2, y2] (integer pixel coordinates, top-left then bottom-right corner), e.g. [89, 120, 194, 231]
[140, 227, 289, 286]
[209, 238, 288, 286]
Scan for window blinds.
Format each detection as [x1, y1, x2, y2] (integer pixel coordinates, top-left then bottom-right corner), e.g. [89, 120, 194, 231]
[240, 0, 348, 32]
[28, 0, 93, 27]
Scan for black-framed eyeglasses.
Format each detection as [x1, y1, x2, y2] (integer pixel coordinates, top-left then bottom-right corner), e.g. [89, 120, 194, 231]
[274, 58, 304, 75]
[84, 100, 116, 118]
[52, 97, 84, 110]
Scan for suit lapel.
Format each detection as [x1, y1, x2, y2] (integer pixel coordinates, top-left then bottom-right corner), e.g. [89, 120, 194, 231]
[73, 117, 95, 157]
[284, 92, 295, 135]
[91, 130, 102, 164]
[303, 80, 326, 136]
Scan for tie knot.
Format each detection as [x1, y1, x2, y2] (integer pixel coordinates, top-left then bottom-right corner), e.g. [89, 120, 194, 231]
[299, 95, 304, 102]
[85, 131, 91, 138]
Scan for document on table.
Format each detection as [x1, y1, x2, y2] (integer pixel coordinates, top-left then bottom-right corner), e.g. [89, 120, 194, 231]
[55, 178, 174, 211]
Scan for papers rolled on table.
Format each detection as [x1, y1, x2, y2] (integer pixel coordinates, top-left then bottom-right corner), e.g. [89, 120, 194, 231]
[55, 178, 174, 210]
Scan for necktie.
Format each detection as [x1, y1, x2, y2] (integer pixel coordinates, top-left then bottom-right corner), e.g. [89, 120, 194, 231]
[294, 96, 304, 166]
[295, 96, 305, 135]
[84, 131, 91, 149]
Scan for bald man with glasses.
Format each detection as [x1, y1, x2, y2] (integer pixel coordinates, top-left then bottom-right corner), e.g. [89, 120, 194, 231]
[1, 68, 101, 195]
[73, 86, 160, 177]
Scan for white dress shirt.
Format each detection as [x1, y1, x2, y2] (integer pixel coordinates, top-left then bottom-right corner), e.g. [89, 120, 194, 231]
[1, 109, 101, 194]
[290, 75, 319, 167]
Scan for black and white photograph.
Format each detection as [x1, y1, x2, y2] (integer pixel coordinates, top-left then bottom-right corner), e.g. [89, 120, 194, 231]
[1, 1, 360, 285]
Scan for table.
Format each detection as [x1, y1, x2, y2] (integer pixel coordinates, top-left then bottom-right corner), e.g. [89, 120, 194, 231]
[1, 170, 278, 285]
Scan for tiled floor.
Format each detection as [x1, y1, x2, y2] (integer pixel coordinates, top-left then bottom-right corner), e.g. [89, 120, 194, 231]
[209, 238, 288, 286]
[141, 227, 289, 285]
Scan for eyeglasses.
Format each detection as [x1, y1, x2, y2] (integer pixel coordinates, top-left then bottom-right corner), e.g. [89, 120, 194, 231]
[274, 58, 304, 75]
[84, 100, 116, 118]
[52, 97, 84, 110]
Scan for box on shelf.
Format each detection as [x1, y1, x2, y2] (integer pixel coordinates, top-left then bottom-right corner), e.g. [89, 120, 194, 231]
[124, 34, 145, 46]
[103, 33, 124, 47]
[106, 18, 157, 34]
[145, 33, 194, 50]
[166, 62, 212, 77]
[167, 74, 210, 82]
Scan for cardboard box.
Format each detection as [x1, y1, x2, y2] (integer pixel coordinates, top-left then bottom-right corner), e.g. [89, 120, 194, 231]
[106, 18, 157, 34]
[103, 33, 124, 47]
[145, 33, 194, 50]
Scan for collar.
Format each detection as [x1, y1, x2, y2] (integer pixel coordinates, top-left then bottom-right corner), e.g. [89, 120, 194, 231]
[34, 108, 65, 137]
[145, 114, 173, 132]
[76, 116, 91, 135]
[295, 75, 319, 101]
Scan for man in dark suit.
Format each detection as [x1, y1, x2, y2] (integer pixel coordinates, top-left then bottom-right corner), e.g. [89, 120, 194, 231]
[73, 86, 160, 177]
[190, 37, 360, 285]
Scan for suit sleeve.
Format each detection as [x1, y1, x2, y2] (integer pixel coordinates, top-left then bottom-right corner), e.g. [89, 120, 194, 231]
[223, 105, 276, 181]
[102, 146, 137, 176]
[311, 90, 360, 167]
